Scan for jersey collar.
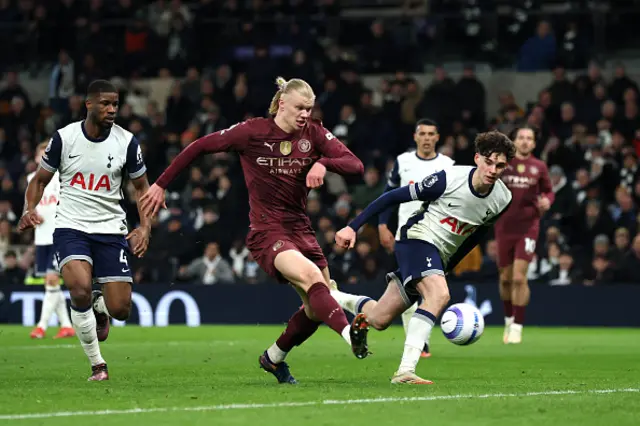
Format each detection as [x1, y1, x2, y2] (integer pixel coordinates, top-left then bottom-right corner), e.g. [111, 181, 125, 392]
[81, 120, 111, 143]
[468, 167, 493, 198]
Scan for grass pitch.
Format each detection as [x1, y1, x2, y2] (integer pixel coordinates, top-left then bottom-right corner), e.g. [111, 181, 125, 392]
[0, 325, 638, 425]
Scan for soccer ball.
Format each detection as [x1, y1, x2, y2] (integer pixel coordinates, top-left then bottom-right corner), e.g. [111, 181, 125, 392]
[440, 303, 484, 345]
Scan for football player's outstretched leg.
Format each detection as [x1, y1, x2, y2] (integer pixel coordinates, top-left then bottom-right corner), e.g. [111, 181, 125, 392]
[140, 76, 365, 384]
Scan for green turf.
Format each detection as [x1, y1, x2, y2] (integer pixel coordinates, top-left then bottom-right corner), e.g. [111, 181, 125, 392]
[0, 325, 638, 425]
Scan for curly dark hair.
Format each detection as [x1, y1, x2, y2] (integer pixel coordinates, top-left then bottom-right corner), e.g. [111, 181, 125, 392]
[474, 131, 516, 162]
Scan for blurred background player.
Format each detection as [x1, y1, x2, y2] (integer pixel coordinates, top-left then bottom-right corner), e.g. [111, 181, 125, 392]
[19, 80, 151, 381]
[495, 126, 554, 344]
[378, 118, 454, 358]
[28, 141, 75, 340]
[140, 76, 366, 384]
[332, 131, 514, 384]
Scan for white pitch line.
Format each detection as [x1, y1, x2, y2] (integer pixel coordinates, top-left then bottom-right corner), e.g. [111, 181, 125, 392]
[4, 340, 244, 350]
[0, 388, 637, 421]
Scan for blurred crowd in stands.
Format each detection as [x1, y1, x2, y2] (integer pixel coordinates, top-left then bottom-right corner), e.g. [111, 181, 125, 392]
[1, 0, 640, 286]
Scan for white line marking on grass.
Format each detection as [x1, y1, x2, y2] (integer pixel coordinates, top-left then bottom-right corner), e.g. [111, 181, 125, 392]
[0, 388, 637, 420]
[5, 341, 243, 350]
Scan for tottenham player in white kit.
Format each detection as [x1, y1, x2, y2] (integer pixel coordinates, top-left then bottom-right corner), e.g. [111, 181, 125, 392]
[29, 141, 75, 340]
[378, 118, 454, 358]
[19, 80, 151, 381]
[332, 131, 514, 384]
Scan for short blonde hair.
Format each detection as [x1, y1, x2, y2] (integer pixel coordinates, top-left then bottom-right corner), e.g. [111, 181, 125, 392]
[268, 76, 315, 116]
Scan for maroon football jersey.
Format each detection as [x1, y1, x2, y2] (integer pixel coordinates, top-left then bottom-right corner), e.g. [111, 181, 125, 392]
[156, 118, 363, 231]
[494, 155, 554, 235]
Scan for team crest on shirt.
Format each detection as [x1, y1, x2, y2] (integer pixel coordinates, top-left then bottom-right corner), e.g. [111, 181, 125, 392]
[273, 240, 284, 251]
[280, 141, 292, 156]
[530, 166, 539, 175]
[298, 139, 311, 153]
[517, 164, 526, 173]
[420, 174, 438, 191]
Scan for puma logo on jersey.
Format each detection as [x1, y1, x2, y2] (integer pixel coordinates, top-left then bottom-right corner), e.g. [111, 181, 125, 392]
[264, 142, 275, 151]
[70, 173, 111, 191]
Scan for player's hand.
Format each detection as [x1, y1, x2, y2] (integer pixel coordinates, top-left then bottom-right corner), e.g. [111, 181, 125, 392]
[140, 183, 167, 217]
[537, 195, 551, 213]
[335, 226, 356, 249]
[126, 226, 150, 258]
[306, 162, 327, 189]
[17, 210, 43, 232]
[378, 224, 395, 252]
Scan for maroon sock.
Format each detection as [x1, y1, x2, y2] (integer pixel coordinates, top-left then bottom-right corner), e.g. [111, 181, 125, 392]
[275, 307, 321, 352]
[513, 305, 525, 325]
[307, 282, 349, 335]
[503, 300, 513, 317]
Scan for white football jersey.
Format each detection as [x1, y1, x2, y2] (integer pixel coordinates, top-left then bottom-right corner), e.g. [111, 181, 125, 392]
[27, 171, 60, 245]
[401, 166, 512, 268]
[387, 152, 454, 238]
[40, 121, 147, 235]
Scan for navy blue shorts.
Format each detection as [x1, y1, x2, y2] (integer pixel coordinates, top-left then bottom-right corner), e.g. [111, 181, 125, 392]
[386, 239, 445, 306]
[53, 228, 133, 284]
[35, 245, 58, 277]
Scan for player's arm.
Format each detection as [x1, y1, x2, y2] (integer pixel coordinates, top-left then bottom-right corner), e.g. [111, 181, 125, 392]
[378, 159, 401, 227]
[141, 122, 249, 216]
[314, 128, 364, 176]
[335, 170, 447, 248]
[125, 137, 151, 257]
[18, 134, 60, 232]
[446, 201, 512, 273]
[537, 164, 555, 213]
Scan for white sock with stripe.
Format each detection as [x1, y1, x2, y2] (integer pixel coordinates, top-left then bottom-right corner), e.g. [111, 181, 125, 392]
[398, 308, 436, 374]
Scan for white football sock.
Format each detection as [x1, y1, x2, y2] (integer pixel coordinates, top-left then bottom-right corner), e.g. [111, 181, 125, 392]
[36, 286, 60, 330]
[341, 325, 352, 345]
[266, 343, 288, 364]
[330, 290, 370, 316]
[56, 292, 72, 328]
[93, 295, 110, 317]
[505, 316, 514, 326]
[71, 308, 106, 366]
[398, 310, 435, 374]
[401, 302, 418, 335]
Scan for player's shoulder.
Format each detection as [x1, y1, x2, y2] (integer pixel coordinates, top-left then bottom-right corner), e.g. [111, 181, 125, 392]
[439, 153, 455, 166]
[529, 156, 549, 171]
[442, 165, 473, 182]
[396, 151, 415, 165]
[492, 178, 513, 205]
[56, 121, 83, 140]
[110, 123, 134, 143]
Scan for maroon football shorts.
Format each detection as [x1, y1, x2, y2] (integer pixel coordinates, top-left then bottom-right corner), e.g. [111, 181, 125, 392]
[246, 226, 328, 283]
[496, 223, 539, 269]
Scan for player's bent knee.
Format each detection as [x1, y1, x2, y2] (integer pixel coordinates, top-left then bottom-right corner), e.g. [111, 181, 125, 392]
[106, 298, 131, 321]
[67, 284, 92, 306]
[297, 268, 325, 291]
[512, 276, 528, 288]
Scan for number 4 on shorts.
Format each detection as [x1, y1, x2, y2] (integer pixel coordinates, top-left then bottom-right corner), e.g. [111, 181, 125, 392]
[120, 249, 130, 273]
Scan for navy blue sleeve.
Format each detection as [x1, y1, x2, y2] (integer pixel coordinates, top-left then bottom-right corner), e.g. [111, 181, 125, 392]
[40, 132, 62, 172]
[445, 200, 512, 273]
[378, 160, 401, 225]
[350, 170, 447, 231]
[387, 159, 400, 188]
[126, 136, 147, 179]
